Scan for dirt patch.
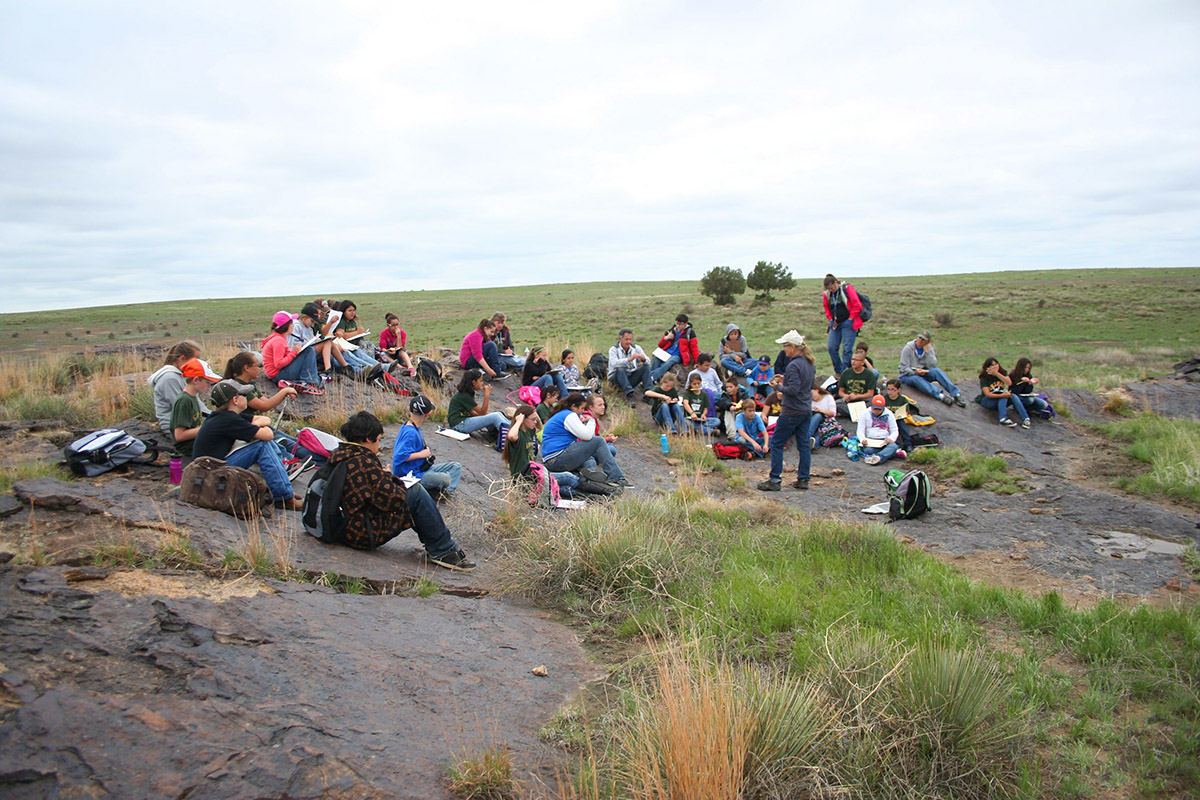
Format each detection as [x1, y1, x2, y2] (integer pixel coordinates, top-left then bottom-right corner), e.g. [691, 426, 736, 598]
[66, 568, 270, 602]
[940, 549, 1103, 608]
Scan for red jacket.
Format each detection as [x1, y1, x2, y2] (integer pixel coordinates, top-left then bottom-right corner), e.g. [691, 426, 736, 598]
[658, 324, 700, 367]
[823, 284, 865, 332]
[260, 332, 297, 378]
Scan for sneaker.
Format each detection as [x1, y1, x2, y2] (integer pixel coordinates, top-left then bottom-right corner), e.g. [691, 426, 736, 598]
[277, 379, 296, 390]
[608, 476, 634, 488]
[1021, 418, 1031, 429]
[953, 395, 966, 408]
[791, 479, 810, 490]
[757, 480, 781, 492]
[810, 436, 817, 450]
[939, 393, 954, 406]
[319, 372, 334, 383]
[426, 548, 476, 572]
[301, 382, 325, 396]
[896, 449, 907, 460]
[864, 455, 882, 465]
[1000, 418, 1018, 428]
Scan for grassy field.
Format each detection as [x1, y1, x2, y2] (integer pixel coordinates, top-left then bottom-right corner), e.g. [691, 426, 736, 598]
[2, 267, 1197, 390]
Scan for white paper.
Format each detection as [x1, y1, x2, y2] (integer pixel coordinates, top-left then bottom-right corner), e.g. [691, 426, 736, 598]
[323, 309, 342, 333]
[556, 498, 587, 510]
[335, 338, 359, 351]
[345, 330, 370, 343]
[652, 347, 671, 362]
[435, 427, 470, 441]
[400, 474, 419, 487]
[862, 437, 887, 448]
[298, 335, 333, 353]
[848, 401, 867, 422]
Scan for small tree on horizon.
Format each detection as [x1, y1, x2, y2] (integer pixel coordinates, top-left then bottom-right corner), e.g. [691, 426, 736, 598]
[746, 261, 796, 302]
[699, 266, 746, 306]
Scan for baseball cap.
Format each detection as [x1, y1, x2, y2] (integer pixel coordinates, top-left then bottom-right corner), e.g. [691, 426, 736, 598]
[300, 302, 323, 319]
[774, 330, 805, 346]
[211, 379, 257, 407]
[409, 395, 436, 415]
[917, 330, 932, 341]
[758, 355, 771, 364]
[180, 358, 220, 382]
[871, 394, 886, 407]
[272, 310, 297, 328]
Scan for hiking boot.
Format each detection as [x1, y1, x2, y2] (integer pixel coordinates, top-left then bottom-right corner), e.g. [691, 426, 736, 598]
[427, 548, 476, 572]
[939, 393, 954, 406]
[896, 449, 907, 460]
[274, 495, 303, 511]
[1000, 418, 1018, 428]
[1020, 418, 1031, 429]
[953, 395, 966, 408]
[864, 455, 882, 465]
[791, 479, 810, 490]
[608, 476, 633, 488]
[757, 480, 781, 492]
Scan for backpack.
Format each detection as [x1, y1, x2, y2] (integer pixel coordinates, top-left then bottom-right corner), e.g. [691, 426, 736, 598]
[372, 369, 413, 396]
[1030, 394, 1056, 420]
[523, 461, 562, 509]
[884, 469, 931, 520]
[415, 358, 444, 388]
[846, 284, 873, 323]
[64, 428, 162, 477]
[910, 432, 940, 449]
[296, 427, 341, 459]
[842, 436, 862, 461]
[584, 353, 609, 380]
[179, 457, 273, 519]
[518, 385, 542, 405]
[712, 442, 750, 460]
[301, 459, 350, 543]
[817, 416, 846, 447]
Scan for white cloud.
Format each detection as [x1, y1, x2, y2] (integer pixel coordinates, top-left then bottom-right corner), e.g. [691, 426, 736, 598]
[0, 0, 1198, 310]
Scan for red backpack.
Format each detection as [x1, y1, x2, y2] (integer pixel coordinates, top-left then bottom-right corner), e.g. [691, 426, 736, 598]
[712, 442, 751, 460]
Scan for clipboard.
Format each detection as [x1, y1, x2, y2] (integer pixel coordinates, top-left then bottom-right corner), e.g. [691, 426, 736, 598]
[652, 347, 671, 362]
[847, 401, 867, 422]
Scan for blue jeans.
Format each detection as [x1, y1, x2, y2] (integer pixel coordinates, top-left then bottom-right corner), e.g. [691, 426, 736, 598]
[807, 413, 826, 444]
[734, 431, 766, 456]
[532, 372, 569, 399]
[981, 394, 1029, 422]
[899, 369, 960, 401]
[827, 319, 857, 374]
[464, 341, 503, 375]
[721, 355, 750, 377]
[610, 364, 651, 396]
[552, 470, 579, 498]
[272, 348, 321, 385]
[452, 412, 508, 434]
[1017, 394, 1048, 413]
[544, 437, 625, 481]
[404, 482, 457, 556]
[497, 352, 526, 371]
[862, 442, 900, 463]
[419, 461, 462, 492]
[651, 353, 682, 382]
[223, 440, 293, 501]
[654, 402, 687, 434]
[768, 413, 812, 484]
[341, 346, 376, 372]
[895, 418, 912, 450]
[686, 417, 720, 436]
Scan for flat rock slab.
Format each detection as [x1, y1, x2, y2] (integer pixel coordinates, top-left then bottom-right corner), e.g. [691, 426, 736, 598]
[0, 565, 599, 800]
[1121, 378, 1200, 420]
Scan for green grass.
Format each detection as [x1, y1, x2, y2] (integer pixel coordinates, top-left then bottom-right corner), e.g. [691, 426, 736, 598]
[907, 445, 1027, 494]
[1093, 414, 1200, 504]
[0, 462, 72, 495]
[1, 268, 1196, 392]
[501, 492, 1200, 798]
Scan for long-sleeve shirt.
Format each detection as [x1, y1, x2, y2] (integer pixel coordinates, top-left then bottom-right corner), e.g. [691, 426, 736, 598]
[459, 329, 487, 367]
[608, 342, 647, 377]
[542, 410, 594, 457]
[898, 339, 939, 376]
[780, 355, 816, 416]
[857, 409, 898, 443]
[260, 333, 297, 378]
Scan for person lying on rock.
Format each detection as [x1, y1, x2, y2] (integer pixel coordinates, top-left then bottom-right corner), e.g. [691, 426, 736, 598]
[191, 380, 303, 510]
[332, 411, 475, 571]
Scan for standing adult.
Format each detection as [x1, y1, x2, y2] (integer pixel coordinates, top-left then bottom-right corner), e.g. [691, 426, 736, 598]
[822, 274, 866, 374]
[757, 330, 815, 492]
[651, 313, 700, 383]
[608, 328, 653, 406]
[898, 330, 965, 407]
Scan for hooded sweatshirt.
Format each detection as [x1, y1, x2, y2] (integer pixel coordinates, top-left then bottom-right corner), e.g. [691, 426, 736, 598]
[720, 323, 750, 361]
[149, 364, 208, 431]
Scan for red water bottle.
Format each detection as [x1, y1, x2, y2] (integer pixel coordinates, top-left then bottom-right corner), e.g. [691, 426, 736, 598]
[169, 455, 182, 485]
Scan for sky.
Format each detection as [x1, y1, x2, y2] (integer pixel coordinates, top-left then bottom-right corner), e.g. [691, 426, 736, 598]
[2, 0, 1198, 312]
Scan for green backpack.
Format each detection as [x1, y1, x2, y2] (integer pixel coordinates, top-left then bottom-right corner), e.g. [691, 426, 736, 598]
[884, 469, 931, 520]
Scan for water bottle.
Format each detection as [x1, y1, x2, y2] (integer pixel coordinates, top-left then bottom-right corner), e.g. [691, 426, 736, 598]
[169, 454, 183, 485]
[660, 434, 670, 454]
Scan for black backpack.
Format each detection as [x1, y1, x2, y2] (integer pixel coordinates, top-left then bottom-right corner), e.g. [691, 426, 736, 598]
[301, 459, 350, 544]
[415, 358, 444, 388]
[584, 352, 609, 380]
[64, 428, 163, 477]
[884, 469, 931, 520]
[843, 284, 873, 323]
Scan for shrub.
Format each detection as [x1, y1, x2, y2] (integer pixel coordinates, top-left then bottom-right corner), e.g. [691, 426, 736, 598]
[699, 267, 746, 306]
[745, 261, 795, 302]
[446, 743, 516, 800]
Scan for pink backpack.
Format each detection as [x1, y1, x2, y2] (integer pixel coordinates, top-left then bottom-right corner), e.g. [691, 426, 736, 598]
[518, 385, 542, 405]
[295, 427, 341, 458]
[525, 461, 561, 509]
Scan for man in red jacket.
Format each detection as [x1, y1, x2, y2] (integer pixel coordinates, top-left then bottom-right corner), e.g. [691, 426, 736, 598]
[651, 313, 700, 383]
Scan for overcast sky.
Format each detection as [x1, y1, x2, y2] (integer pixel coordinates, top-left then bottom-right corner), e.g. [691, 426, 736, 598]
[2, 1, 1198, 311]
